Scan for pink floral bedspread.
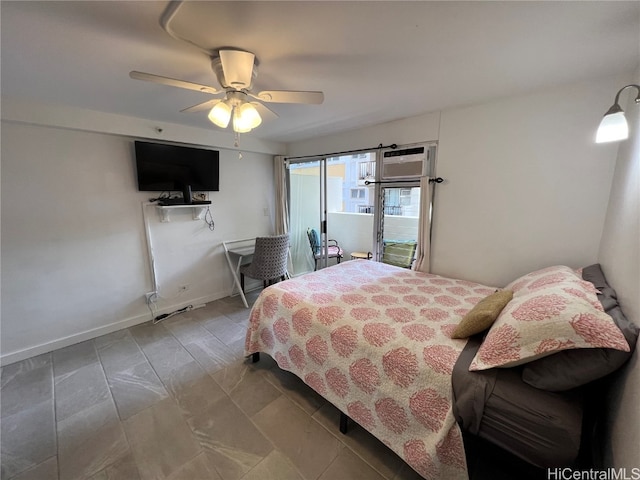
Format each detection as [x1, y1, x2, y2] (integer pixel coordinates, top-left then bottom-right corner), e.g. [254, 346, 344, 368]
[245, 260, 496, 479]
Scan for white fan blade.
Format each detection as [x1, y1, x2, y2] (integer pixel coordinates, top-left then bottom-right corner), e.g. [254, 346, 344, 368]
[129, 71, 219, 95]
[252, 101, 279, 121]
[219, 50, 255, 89]
[256, 90, 324, 104]
[180, 98, 221, 113]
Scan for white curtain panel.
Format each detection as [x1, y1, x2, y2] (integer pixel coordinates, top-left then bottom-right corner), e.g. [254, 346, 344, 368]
[413, 176, 433, 272]
[274, 155, 293, 275]
[273, 155, 289, 235]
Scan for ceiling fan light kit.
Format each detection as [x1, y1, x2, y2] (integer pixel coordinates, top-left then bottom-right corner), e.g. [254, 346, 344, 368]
[232, 104, 257, 133]
[236, 102, 262, 130]
[130, 2, 323, 140]
[208, 101, 232, 128]
[131, 41, 324, 138]
[205, 92, 262, 133]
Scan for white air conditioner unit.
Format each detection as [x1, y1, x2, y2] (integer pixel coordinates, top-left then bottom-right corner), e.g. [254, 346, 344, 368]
[381, 146, 427, 179]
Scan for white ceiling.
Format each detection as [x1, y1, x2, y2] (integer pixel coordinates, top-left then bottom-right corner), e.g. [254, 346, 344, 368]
[2, 1, 639, 144]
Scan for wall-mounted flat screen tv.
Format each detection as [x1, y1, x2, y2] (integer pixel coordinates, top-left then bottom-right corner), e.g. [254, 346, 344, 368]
[134, 141, 219, 192]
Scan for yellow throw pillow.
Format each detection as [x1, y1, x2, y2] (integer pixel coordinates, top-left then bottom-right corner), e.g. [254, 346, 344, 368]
[451, 290, 514, 339]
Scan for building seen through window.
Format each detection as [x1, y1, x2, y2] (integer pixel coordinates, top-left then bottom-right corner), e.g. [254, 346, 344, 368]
[289, 153, 419, 216]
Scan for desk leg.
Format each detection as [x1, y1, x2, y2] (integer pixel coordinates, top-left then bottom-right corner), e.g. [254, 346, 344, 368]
[224, 250, 249, 309]
[233, 258, 249, 309]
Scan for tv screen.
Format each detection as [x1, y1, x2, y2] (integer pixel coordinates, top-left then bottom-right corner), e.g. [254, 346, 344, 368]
[134, 141, 219, 192]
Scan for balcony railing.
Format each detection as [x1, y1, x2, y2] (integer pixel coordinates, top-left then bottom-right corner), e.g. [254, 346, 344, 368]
[357, 205, 403, 215]
[291, 210, 419, 276]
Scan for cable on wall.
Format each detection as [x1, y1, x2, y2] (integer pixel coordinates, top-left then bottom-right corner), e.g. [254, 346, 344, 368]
[152, 303, 206, 324]
[141, 202, 161, 318]
[204, 206, 215, 231]
[141, 202, 159, 293]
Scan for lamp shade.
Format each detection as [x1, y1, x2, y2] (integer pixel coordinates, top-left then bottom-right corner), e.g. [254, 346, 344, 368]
[596, 110, 629, 143]
[208, 101, 232, 128]
[236, 103, 262, 130]
[232, 108, 252, 133]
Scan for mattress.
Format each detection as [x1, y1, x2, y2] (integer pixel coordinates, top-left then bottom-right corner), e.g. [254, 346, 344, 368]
[452, 336, 584, 468]
[245, 260, 498, 479]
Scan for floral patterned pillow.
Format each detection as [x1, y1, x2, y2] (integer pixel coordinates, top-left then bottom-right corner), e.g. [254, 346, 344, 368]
[470, 269, 629, 371]
[505, 265, 598, 297]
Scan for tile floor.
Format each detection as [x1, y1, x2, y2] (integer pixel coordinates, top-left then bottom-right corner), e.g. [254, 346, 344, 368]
[1, 292, 429, 480]
[1, 291, 544, 480]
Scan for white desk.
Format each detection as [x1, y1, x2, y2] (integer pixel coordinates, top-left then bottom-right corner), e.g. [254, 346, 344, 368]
[222, 238, 256, 308]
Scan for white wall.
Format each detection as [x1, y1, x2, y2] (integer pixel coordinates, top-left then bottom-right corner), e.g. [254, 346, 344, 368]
[287, 111, 441, 158]
[598, 69, 640, 469]
[1, 121, 277, 364]
[432, 77, 624, 286]
[1, 98, 283, 156]
[290, 75, 627, 287]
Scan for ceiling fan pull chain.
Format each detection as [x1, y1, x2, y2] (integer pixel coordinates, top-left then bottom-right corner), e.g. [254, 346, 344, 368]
[234, 131, 240, 148]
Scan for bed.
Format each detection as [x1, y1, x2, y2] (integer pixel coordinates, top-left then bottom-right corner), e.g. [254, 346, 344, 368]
[244, 260, 637, 479]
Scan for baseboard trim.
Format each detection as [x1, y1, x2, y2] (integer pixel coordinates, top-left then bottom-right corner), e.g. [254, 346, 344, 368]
[0, 291, 229, 367]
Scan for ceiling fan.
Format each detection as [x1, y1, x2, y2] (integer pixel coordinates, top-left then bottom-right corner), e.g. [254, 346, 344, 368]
[130, 48, 324, 134]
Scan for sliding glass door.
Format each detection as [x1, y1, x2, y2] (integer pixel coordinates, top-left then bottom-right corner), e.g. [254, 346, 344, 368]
[286, 144, 433, 275]
[287, 153, 376, 275]
[288, 157, 339, 274]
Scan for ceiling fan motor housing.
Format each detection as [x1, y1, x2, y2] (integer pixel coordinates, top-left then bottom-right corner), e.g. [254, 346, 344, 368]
[211, 52, 258, 91]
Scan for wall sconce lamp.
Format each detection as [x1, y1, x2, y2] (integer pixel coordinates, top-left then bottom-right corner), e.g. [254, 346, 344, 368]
[596, 84, 640, 143]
